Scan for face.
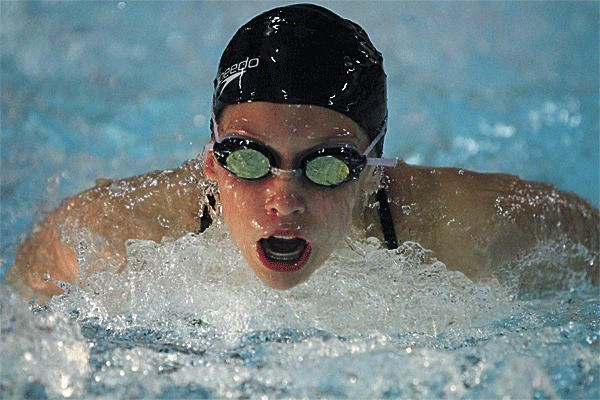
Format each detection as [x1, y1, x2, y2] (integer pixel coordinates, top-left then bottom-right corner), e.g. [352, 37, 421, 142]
[204, 102, 378, 289]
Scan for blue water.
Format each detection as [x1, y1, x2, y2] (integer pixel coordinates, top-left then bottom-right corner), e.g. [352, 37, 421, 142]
[1, 1, 598, 399]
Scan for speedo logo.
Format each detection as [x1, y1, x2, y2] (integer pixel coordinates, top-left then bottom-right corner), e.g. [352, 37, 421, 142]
[219, 56, 260, 95]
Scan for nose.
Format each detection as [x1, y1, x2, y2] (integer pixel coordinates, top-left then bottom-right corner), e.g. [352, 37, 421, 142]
[264, 176, 306, 216]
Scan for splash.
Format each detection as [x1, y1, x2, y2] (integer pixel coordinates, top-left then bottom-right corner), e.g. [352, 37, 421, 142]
[50, 222, 518, 336]
[2, 222, 598, 398]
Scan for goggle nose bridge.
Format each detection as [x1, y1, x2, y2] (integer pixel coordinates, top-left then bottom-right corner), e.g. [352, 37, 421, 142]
[270, 166, 303, 178]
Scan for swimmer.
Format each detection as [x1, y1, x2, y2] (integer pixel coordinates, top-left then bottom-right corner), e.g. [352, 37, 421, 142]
[7, 4, 599, 303]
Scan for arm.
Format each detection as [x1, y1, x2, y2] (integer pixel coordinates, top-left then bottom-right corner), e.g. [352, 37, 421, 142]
[6, 160, 208, 303]
[6, 208, 80, 303]
[383, 162, 599, 281]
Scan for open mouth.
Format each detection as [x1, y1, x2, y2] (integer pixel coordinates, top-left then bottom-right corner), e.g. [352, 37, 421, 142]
[257, 235, 311, 272]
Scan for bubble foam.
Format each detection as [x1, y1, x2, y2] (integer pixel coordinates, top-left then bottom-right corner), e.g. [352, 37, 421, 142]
[1, 224, 597, 399]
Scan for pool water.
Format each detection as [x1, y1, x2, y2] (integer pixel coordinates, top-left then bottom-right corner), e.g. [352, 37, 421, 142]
[1, 227, 598, 398]
[1, 1, 598, 399]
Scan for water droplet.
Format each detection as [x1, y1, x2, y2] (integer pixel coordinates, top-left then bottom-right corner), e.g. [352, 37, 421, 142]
[43, 273, 51, 282]
[158, 216, 170, 229]
[117, 2, 126, 10]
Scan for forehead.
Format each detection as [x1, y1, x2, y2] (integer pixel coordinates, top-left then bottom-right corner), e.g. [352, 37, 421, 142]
[218, 102, 369, 147]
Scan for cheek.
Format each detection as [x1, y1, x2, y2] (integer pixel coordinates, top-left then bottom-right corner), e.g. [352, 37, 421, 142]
[309, 185, 361, 234]
[216, 175, 260, 235]
[217, 169, 257, 207]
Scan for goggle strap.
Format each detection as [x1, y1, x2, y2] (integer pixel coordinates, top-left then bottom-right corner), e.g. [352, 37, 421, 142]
[366, 157, 398, 167]
[362, 130, 386, 156]
[203, 142, 214, 156]
[361, 130, 397, 168]
[211, 112, 220, 141]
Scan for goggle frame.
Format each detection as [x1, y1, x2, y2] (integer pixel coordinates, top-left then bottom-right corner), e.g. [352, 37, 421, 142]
[212, 137, 370, 187]
[205, 127, 397, 187]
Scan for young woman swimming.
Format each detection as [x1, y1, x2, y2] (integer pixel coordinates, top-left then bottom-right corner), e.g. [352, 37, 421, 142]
[7, 4, 598, 303]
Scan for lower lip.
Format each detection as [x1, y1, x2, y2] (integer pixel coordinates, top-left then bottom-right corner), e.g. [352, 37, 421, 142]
[256, 241, 312, 272]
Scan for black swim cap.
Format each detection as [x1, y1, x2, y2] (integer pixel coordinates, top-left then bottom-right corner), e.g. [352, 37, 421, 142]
[212, 3, 387, 156]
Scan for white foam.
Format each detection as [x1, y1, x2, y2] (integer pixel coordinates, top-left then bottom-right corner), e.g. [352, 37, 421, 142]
[54, 222, 515, 336]
[2, 223, 597, 399]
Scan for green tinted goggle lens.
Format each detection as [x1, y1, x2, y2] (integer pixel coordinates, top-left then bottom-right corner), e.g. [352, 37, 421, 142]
[305, 156, 350, 186]
[226, 149, 270, 179]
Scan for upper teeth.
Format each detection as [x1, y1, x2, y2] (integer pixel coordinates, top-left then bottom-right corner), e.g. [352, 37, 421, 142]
[273, 235, 295, 240]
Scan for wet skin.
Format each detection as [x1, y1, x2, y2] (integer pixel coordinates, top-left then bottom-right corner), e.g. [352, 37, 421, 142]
[6, 102, 599, 303]
[203, 102, 378, 289]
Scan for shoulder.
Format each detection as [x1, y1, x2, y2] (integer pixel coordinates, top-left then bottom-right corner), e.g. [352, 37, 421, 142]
[68, 159, 210, 238]
[383, 162, 519, 234]
[385, 161, 522, 198]
[384, 161, 597, 218]
[380, 161, 598, 278]
[7, 159, 213, 301]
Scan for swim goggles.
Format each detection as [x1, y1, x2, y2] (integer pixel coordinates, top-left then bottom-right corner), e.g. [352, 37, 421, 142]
[205, 130, 397, 187]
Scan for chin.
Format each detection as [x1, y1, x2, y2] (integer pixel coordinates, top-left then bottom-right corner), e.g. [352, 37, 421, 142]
[262, 275, 308, 290]
[249, 260, 317, 290]
[255, 269, 310, 290]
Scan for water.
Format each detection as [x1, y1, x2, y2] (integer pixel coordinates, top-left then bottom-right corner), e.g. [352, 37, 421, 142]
[1, 226, 598, 398]
[1, 1, 598, 399]
[2, 225, 598, 399]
